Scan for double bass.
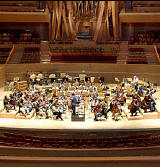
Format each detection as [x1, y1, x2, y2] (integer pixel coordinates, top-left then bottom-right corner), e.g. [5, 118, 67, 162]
[111, 102, 119, 121]
[141, 95, 150, 113]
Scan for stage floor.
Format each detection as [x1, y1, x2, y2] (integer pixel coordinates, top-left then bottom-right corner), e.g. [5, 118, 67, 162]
[0, 86, 160, 131]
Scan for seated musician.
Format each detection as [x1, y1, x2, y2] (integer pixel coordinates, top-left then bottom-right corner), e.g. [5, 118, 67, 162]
[130, 99, 140, 116]
[3, 96, 9, 112]
[51, 103, 63, 121]
[146, 93, 156, 112]
[94, 102, 107, 121]
[107, 100, 114, 113]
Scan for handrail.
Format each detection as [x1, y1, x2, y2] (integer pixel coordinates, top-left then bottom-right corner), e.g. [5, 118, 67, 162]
[153, 45, 160, 64]
[6, 45, 15, 64]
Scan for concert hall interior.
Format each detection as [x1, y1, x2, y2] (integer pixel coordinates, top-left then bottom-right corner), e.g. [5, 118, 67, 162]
[1, 1, 160, 167]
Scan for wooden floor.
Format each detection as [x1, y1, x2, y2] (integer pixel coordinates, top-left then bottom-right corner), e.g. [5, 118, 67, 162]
[0, 86, 160, 131]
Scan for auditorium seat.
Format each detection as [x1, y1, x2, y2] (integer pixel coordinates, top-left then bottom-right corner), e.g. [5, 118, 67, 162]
[0, 47, 11, 64]
[50, 46, 118, 63]
[0, 131, 157, 149]
[21, 47, 40, 63]
[0, 1, 44, 12]
[0, 30, 40, 44]
[129, 31, 160, 45]
[127, 47, 147, 64]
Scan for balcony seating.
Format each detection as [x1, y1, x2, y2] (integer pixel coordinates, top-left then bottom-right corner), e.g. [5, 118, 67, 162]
[0, 1, 44, 12]
[127, 47, 147, 64]
[131, 1, 160, 12]
[0, 131, 159, 149]
[50, 46, 118, 63]
[21, 47, 40, 64]
[129, 31, 160, 45]
[0, 48, 11, 64]
[0, 30, 40, 44]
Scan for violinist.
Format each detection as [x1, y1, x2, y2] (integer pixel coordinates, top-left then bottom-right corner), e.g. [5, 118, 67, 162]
[51, 103, 63, 121]
[3, 96, 9, 112]
[107, 99, 114, 113]
[119, 92, 126, 106]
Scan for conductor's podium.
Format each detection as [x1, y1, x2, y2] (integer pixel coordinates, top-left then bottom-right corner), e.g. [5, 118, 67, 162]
[71, 114, 85, 122]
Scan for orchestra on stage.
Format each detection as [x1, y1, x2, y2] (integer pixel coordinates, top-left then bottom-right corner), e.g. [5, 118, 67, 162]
[2, 72, 158, 122]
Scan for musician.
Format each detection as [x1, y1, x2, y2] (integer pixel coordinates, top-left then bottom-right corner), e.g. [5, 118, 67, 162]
[99, 76, 104, 83]
[71, 93, 77, 116]
[3, 96, 9, 112]
[130, 99, 140, 116]
[51, 103, 63, 121]
[133, 75, 139, 83]
[145, 93, 156, 112]
[94, 104, 103, 121]
[107, 100, 114, 113]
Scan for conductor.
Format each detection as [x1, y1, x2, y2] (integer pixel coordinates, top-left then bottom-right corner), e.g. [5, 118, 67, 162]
[71, 93, 77, 116]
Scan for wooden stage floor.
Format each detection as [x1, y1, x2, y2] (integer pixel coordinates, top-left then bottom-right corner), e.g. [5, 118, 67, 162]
[0, 86, 160, 131]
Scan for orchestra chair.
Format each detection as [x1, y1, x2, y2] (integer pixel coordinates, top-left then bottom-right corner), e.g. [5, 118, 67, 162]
[56, 92, 63, 97]
[37, 73, 43, 79]
[82, 92, 89, 97]
[60, 73, 66, 78]
[61, 87, 66, 91]
[85, 82, 91, 87]
[14, 77, 20, 82]
[68, 87, 76, 91]
[49, 74, 56, 79]
[98, 93, 104, 99]
[52, 88, 57, 92]
[89, 88, 93, 92]
[115, 77, 120, 83]
[64, 83, 70, 87]
[73, 82, 79, 87]
[79, 86, 84, 91]
[65, 91, 72, 97]
[47, 93, 52, 99]
[79, 74, 86, 82]
[90, 77, 95, 83]
[97, 87, 103, 92]
[75, 91, 81, 96]
[127, 78, 132, 82]
[8, 82, 15, 91]
[94, 83, 101, 87]
[89, 92, 95, 97]
[30, 74, 36, 79]
[55, 83, 61, 87]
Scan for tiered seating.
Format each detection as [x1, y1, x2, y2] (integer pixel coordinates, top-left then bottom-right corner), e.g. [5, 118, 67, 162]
[0, 132, 159, 149]
[0, 48, 11, 64]
[0, 1, 44, 12]
[131, 1, 160, 12]
[129, 31, 160, 45]
[0, 30, 40, 44]
[127, 48, 147, 64]
[50, 46, 118, 63]
[21, 47, 40, 63]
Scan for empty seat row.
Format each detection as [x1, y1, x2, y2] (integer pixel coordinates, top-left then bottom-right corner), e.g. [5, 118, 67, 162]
[0, 132, 158, 149]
